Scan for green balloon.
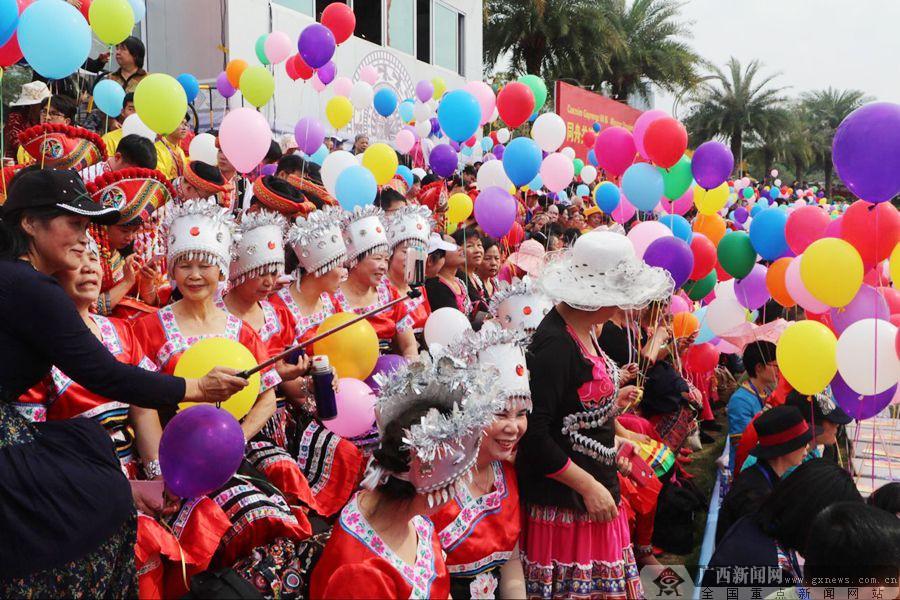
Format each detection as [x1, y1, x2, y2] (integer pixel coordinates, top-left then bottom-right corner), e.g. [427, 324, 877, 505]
[685, 269, 717, 301]
[717, 231, 756, 279]
[660, 156, 693, 200]
[573, 158, 584, 176]
[742, 187, 754, 199]
[518, 74, 547, 111]
[255, 35, 270, 66]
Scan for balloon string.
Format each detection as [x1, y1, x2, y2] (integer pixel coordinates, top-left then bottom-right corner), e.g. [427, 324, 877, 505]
[160, 519, 190, 591]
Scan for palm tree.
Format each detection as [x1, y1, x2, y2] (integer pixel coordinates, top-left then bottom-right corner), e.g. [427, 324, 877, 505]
[800, 87, 872, 197]
[684, 58, 789, 174]
[744, 103, 813, 182]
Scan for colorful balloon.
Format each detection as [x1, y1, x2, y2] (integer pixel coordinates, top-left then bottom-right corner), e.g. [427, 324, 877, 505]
[831, 372, 896, 420]
[800, 238, 864, 308]
[335, 165, 377, 210]
[313, 312, 379, 380]
[643, 236, 693, 288]
[593, 126, 635, 177]
[643, 117, 687, 169]
[766, 257, 796, 307]
[540, 152, 574, 193]
[830, 285, 890, 334]
[734, 263, 769, 310]
[362, 143, 399, 185]
[717, 231, 756, 279]
[593, 181, 621, 213]
[531, 112, 566, 153]
[832, 102, 900, 204]
[660, 155, 693, 200]
[692, 213, 726, 246]
[298, 23, 336, 68]
[429, 144, 458, 178]
[659, 214, 692, 243]
[496, 82, 535, 129]
[18, 0, 91, 79]
[325, 96, 353, 130]
[685, 269, 717, 301]
[373, 87, 398, 117]
[424, 307, 471, 348]
[225, 59, 248, 88]
[840, 200, 900, 267]
[437, 89, 481, 142]
[324, 378, 376, 438]
[239, 65, 275, 108]
[627, 220, 672, 259]
[134, 73, 188, 135]
[785, 205, 830, 254]
[785, 254, 829, 313]
[464, 81, 496, 125]
[776, 320, 838, 395]
[176, 73, 200, 103]
[321, 1, 355, 44]
[836, 318, 899, 395]
[294, 117, 325, 156]
[693, 182, 729, 215]
[632, 109, 667, 160]
[264, 30, 293, 64]
[447, 192, 474, 224]
[93, 79, 126, 117]
[689, 233, 716, 280]
[517, 74, 548, 111]
[621, 162, 663, 211]
[474, 186, 516, 238]
[691, 141, 734, 190]
[748, 208, 789, 260]
[672, 311, 700, 338]
[219, 107, 272, 173]
[502, 137, 542, 187]
[89, 0, 134, 45]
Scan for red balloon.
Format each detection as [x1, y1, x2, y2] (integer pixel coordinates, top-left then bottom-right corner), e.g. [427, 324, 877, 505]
[77, 0, 91, 20]
[689, 233, 716, 280]
[464, 135, 477, 148]
[321, 2, 356, 45]
[286, 54, 313, 81]
[496, 82, 534, 129]
[502, 221, 525, 248]
[683, 342, 720, 373]
[805, 310, 835, 332]
[863, 262, 889, 287]
[785, 205, 830, 254]
[840, 200, 900, 267]
[714, 262, 733, 283]
[642, 117, 687, 169]
[0, 0, 34, 67]
[489, 131, 499, 144]
[878, 286, 900, 315]
[582, 130, 596, 148]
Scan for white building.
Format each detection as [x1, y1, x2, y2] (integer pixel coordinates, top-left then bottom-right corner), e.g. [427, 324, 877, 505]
[143, 0, 484, 140]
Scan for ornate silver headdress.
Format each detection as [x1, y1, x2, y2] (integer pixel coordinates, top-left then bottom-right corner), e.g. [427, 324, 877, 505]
[163, 198, 237, 279]
[384, 204, 434, 251]
[230, 209, 288, 286]
[286, 205, 347, 276]
[342, 204, 389, 265]
[488, 276, 554, 336]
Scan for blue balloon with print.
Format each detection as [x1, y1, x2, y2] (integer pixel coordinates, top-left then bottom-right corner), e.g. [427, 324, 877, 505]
[335, 165, 377, 210]
[437, 90, 481, 142]
[373, 87, 398, 117]
[594, 181, 620, 213]
[621, 162, 663, 211]
[659, 214, 692, 243]
[398, 99, 415, 123]
[0, 0, 17, 48]
[502, 137, 542, 187]
[18, 0, 92, 80]
[748, 207, 789, 260]
[396, 165, 413, 188]
[93, 79, 126, 117]
[176, 73, 200, 103]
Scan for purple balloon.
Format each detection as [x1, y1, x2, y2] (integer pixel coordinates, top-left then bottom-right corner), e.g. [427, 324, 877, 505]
[492, 144, 505, 159]
[430, 117, 441, 137]
[829, 285, 890, 334]
[294, 116, 325, 155]
[261, 163, 277, 176]
[734, 263, 769, 310]
[216, 72, 236, 98]
[316, 60, 336, 85]
[449, 140, 461, 152]
[429, 143, 458, 178]
[831, 373, 896, 420]
[643, 236, 694, 289]
[475, 186, 517, 238]
[733, 206, 748, 223]
[832, 102, 900, 204]
[298, 23, 336, 69]
[364, 354, 408, 394]
[415, 79, 434, 103]
[691, 141, 735, 190]
[159, 405, 245, 498]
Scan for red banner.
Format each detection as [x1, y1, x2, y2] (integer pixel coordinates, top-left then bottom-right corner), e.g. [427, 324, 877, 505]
[554, 81, 643, 161]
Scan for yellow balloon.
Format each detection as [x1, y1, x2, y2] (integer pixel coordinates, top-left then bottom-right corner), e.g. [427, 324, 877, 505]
[447, 192, 473, 224]
[800, 238, 863, 307]
[175, 338, 260, 419]
[361, 143, 399, 185]
[239, 65, 275, 108]
[446, 221, 458, 234]
[776, 320, 837, 395]
[312, 312, 379, 380]
[326, 96, 354, 130]
[432, 77, 447, 99]
[134, 73, 188, 135]
[693, 182, 729, 215]
[89, 0, 135, 45]
[890, 243, 899, 289]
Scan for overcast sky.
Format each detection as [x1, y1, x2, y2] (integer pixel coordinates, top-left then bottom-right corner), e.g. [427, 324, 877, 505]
[656, 0, 900, 116]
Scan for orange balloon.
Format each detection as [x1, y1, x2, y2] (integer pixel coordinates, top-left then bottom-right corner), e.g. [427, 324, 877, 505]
[692, 213, 726, 246]
[766, 257, 796, 308]
[226, 59, 248, 88]
[672, 312, 700, 338]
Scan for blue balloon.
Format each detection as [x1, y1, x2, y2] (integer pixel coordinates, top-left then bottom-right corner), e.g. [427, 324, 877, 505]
[92, 79, 126, 117]
[621, 162, 663, 211]
[529, 111, 539, 122]
[396, 165, 413, 188]
[304, 144, 328, 166]
[576, 184, 590, 197]
[480, 137, 494, 152]
[587, 149, 598, 167]
[748, 207, 788, 260]
[335, 165, 377, 210]
[527, 173, 542, 190]
[373, 87, 398, 117]
[0, 0, 18, 48]
[461, 145, 473, 157]
[594, 182, 621, 213]
[768, 187, 780, 200]
[437, 90, 481, 142]
[502, 137, 542, 187]
[398, 99, 415, 123]
[176, 73, 200, 103]
[693, 306, 716, 344]
[659, 214, 692, 243]
[593, 122, 601, 133]
[557, 190, 569, 203]
[18, 0, 91, 80]
[750, 203, 763, 216]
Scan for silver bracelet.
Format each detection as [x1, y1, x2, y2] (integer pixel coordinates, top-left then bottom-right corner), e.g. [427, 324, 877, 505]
[143, 459, 162, 480]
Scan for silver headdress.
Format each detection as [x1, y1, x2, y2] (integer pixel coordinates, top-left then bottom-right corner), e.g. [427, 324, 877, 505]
[230, 209, 288, 286]
[163, 198, 237, 279]
[488, 276, 554, 336]
[384, 205, 434, 251]
[342, 204, 389, 265]
[286, 205, 347, 276]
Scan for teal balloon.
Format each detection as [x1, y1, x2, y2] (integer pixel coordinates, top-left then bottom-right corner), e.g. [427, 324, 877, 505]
[768, 187, 780, 200]
[660, 155, 693, 200]
[461, 145, 473, 157]
[748, 208, 789, 260]
[335, 165, 377, 210]
[576, 184, 589, 197]
[255, 35, 270, 65]
[437, 90, 481, 142]
[741, 187, 754, 199]
[0, 0, 18, 48]
[373, 88, 398, 117]
[621, 162, 663, 211]
[305, 144, 328, 166]
[396, 165, 413, 187]
[594, 181, 621, 213]
[93, 79, 126, 117]
[693, 306, 715, 343]
[481, 137, 493, 152]
[176, 73, 200, 103]
[527, 173, 542, 190]
[18, 0, 91, 80]
[502, 137, 542, 187]
[398, 99, 415, 123]
[659, 214, 692, 243]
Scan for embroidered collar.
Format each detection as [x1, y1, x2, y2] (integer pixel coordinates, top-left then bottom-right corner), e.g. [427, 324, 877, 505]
[276, 286, 336, 338]
[438, 461, 508, 551]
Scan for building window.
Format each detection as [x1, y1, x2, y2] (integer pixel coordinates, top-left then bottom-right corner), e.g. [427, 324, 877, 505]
[386, 0, 414, 55]
[416, 0, 430, 64]
[316, 0, 343, 19]
[274, 0, 314, 16]
[432, 2, 459, 73]
[354, 0, 382, 45]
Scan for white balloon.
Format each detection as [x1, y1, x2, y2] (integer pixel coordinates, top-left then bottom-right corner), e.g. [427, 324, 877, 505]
[560, 146, 576, 160]
[411, 167, 427, 179]
[774, 178, 782, 187]
[837, 318, 899, 395]
[489, 106, 499, 123]
[496, 128, 510, 144]
[476, 159, 513, 191]
[714, 279, 738, 304]
[530, 112, 566, 152]
[415, 119, 432, 138]
[413, 102, 432, 124]
[321, 150, 358, 196]
[122, 114, 156, 142]
[394, 129, 416, 154]
[424, 307, 472, 348]
[581, 165, 598, 185]
[188, 133, 218, 165]
[706, 297, 746, 335]
[770, 169, 779, 177]
[349, 81, 374, 110]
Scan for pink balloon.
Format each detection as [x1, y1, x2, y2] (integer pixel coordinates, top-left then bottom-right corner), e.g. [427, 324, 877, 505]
[540, 152, 574, 193]
[593, 126, 636, 177]
[632, 109, 668, 160]
[323, 378, 376, 438]
[359, 65, 379, 85]
[332, 76, 353, 97]
[611, 196, 636, 224]
[464, 81, 496, 125]
[670, 295, 690, 314]
[219, 107, 273, 174]
[785, 254, 829, 313]
[395, 129, 416, 154]
[822, 215, 842, 239]
[264, 31, 293, 64]
[660, 187, 693, 215]
[310, 72, 326, 92]
[627, 220, 673, 259]
[785, 205, 830, 254]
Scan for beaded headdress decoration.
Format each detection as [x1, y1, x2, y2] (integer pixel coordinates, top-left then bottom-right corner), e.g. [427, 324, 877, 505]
[230, 209, 287, 286]
[488, 276, 554, 336]
[19, 124, 107, 170]
[86, 167, 175, 225]
[286, 205, 347, 276]
[163, 198, 237, 279]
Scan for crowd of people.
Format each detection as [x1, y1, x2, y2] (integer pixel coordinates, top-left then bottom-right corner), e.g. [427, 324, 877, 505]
[0, 29, 898, 600]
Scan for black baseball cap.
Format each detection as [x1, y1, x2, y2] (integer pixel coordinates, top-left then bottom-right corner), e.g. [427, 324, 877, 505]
[2, 168, 119, 224]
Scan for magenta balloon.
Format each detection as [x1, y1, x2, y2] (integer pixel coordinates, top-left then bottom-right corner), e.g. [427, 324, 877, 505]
[611, 196, 636, 223]
[325, 378, 377, 438]
[822, 215, 842, 238]
[632, 109, 667, 160]
[216, 71, 236, 98]
[475, 186, 517, 238]
[661, 187, 693, 215]
[734, 263, 769, 310]
[643, 236, 693, 288]
[785, 205, 830, 254]
[831, 372, 896, 420]
[829, 285, 890, 334]
[298, 23, 336, 69]
[832, 102, 900, 204]
[364, 354, 408, 393]
[316, 60, 336, 85]
[691, 141, 735, 190]
[294, 116, 325, 155]
[429, 143, 458, 178]
[592, 126, 636, 177]
[159, 405, 245, 498]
